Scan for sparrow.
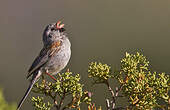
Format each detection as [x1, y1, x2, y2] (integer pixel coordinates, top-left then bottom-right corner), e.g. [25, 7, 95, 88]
[17, 21, 71, 110]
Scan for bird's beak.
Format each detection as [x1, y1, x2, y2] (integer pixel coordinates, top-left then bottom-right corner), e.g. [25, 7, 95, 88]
[56, 21, 65, 29]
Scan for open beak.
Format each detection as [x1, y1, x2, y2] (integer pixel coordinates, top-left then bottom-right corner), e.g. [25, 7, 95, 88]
[56, 21, 65, 29]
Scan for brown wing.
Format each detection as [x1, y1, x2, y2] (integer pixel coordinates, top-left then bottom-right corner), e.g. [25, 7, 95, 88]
[27, 40, 62, 79]
[49, 40, 61, 56]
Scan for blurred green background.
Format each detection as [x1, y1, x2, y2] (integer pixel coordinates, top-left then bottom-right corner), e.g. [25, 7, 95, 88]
[0, 0, 169, 109]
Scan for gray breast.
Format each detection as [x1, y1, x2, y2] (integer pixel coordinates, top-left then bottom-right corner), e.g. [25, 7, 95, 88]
[44, 37, 71, 75]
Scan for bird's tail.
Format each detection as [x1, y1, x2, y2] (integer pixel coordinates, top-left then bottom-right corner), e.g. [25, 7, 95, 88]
[17, 71, 41, 110]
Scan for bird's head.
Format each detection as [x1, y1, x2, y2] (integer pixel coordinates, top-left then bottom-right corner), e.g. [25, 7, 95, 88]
[43, 21, 66, 46]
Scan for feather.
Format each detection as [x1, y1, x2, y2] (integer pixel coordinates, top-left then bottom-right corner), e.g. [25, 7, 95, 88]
[27, 40, 61, 79]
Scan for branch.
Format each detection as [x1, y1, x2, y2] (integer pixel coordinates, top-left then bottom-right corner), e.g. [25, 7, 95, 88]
[105, 81, 116, 109]
[106, 99, 110, 110]
[105, 81, 123, 110]
[115, 85, 123, 97]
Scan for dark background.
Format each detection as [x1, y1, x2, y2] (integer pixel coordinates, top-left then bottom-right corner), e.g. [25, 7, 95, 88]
[0, 0, 169, 109]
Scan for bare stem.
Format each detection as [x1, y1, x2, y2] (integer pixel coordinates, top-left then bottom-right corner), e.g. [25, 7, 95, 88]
[105, 81, 116, 109]
[105, 81, 123, 110]
[106, 99, 111, 110]
[115, 85, 123, 97]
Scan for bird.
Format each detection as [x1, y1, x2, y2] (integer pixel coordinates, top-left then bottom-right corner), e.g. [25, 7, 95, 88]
[17, 21, 71, 110]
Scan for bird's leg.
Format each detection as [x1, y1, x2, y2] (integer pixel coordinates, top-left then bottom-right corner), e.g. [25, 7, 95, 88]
[45, 70, 57, 82]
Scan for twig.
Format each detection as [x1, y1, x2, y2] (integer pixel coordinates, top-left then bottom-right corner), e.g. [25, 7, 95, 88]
[106, 99, 111, 110]
[105, 81, 123, 110]
[115, 85, 123, 97]
[105, 81, 116, 109]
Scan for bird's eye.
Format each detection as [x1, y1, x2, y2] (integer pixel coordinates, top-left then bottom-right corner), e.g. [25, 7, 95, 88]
[49, 34, 52, 38]
[51, 28, 55, 31]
